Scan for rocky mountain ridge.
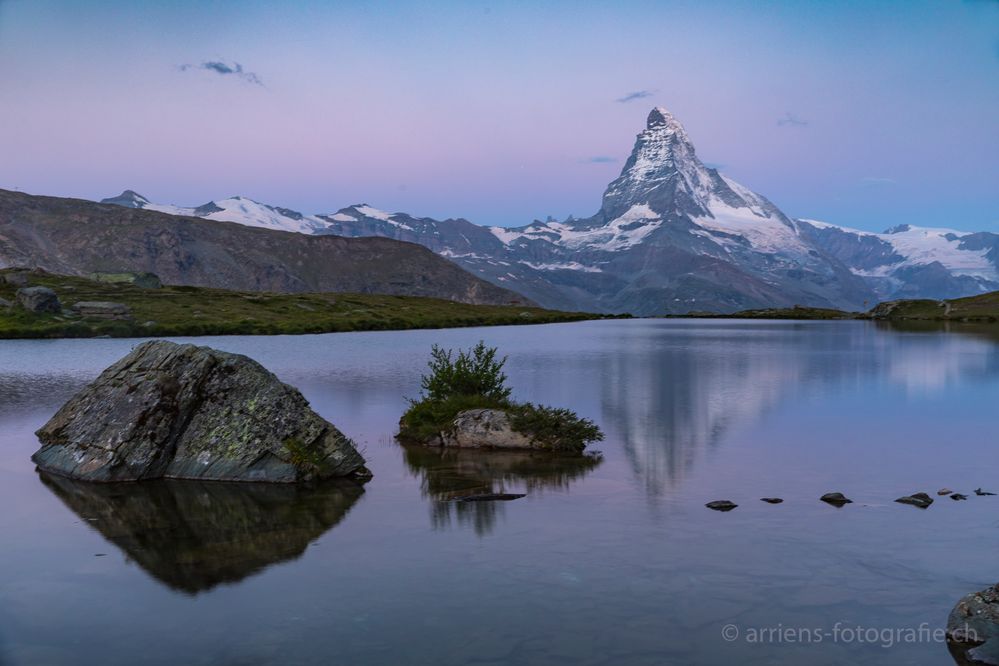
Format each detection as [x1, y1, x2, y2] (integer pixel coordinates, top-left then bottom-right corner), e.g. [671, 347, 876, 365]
[99, 107, 998, 313]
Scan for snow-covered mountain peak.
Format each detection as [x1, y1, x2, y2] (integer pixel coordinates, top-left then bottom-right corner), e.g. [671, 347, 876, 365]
[646, 106, 685, 133]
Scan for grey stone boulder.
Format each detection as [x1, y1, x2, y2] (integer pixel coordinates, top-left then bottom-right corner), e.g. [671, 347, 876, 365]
[1, 271, 29, 286]
[71, 301, 132, 320]
[16, 286, 61, 313]
[436, 409, 535, 449]
[947, 583, 999, 665]
[32, 340, 369, 483]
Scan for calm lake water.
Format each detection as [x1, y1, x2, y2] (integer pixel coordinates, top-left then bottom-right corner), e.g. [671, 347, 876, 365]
[1, 319, 998, 665]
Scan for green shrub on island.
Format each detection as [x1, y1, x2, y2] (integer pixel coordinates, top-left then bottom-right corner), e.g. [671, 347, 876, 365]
[399, 342, 603, 453]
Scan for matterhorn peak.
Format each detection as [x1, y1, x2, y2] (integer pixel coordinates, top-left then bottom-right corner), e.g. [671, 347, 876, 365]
[646, 106, 681, 130]
[598, 107, 711, 219]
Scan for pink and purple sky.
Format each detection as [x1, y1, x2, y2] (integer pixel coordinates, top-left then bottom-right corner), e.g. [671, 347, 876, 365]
[1, 0, 997, 230]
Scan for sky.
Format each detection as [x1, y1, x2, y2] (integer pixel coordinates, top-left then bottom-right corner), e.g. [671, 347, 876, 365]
[0, 0, 997, 231]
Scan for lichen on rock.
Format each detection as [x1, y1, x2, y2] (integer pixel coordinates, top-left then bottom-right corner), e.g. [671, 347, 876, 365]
[32, 340, 368, 483]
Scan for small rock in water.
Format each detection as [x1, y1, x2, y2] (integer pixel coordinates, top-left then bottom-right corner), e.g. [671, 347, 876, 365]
[938, 488, 954, 496]
[760, 497, 784, 504]
[976, 488, 997, 496]
[455, 493, 526, 502]
[895, 492, 934, 509]
[951, 493, 969, 501]
[706, 500, 738, 512]
[820, 492, 853, 507]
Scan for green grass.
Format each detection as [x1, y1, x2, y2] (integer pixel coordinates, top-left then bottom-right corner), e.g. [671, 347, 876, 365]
[869, 292, 999, 322]
[668, 305, 856, 320]
[0, 269, 617, 339]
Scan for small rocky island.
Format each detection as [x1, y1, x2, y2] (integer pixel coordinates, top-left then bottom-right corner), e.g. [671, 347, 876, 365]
[398, 342, 603, 453]
[32, 340, 369, 482]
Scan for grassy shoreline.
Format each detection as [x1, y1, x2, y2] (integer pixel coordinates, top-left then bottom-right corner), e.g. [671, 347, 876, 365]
[0, 270, 620, 339]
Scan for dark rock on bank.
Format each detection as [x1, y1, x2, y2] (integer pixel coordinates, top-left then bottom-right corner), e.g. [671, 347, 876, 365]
[16, 286, 61, 313]
[820, 492, 853, 507]
[947, 583, 999, 665]
[706, 500, 738, 511]
[895, 492, 934, 509]
[32, 340, 368, 482]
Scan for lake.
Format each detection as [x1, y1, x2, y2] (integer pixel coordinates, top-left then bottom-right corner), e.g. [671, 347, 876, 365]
[1, 319, 997, 665]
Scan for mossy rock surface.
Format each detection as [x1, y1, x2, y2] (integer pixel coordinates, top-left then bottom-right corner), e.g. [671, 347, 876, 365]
[33, 340, 368, 482]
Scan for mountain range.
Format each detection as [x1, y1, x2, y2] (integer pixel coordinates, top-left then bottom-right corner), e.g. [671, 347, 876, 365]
[99, 107, 998, 314]
[0, 189, 526, 306]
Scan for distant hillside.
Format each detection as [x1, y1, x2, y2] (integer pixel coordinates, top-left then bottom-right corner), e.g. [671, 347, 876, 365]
[868, 291, 999, 322]
[0, 188, 530, 306]
[0, 269, 604, 339]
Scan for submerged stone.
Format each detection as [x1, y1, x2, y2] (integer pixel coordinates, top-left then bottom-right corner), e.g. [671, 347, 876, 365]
[32, 340, 368, 483]
[760, 497, 784, 504]
[952, 493, 969, 501]
[976, 488, 997, 496]
[706, 500, 738, 511]
[455, 493, 526, 502]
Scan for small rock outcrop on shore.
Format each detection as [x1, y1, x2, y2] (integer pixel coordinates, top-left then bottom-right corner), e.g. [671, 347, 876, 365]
[71, 301, 132, 320]
[1, 271, 29, 286]
[947, 583, 999, 665]
[33, 340, 369, 482]
[16, 286, 61, 313]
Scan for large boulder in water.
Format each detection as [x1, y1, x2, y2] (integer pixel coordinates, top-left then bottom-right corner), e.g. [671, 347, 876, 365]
[32, 340, 368, 482]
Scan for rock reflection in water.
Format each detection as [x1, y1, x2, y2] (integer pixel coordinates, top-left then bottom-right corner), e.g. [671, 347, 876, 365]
[38, 472, 365, 594]
[402, 446, 601, 535]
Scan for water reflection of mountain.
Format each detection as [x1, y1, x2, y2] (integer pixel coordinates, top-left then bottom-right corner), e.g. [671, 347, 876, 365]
[401, 446, 601, 536]
[598, 322, 999, 496]
[39, 473, 365, 594]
